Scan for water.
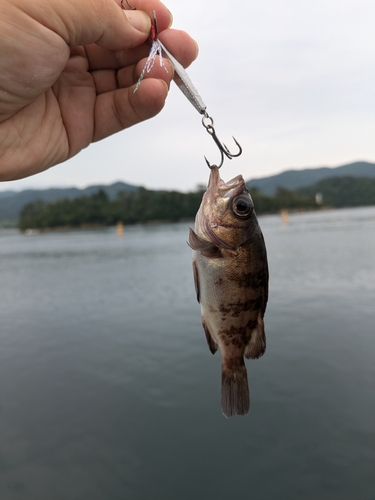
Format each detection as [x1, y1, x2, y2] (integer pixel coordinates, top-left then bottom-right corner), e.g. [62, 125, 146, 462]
[1, 207, 374, 500]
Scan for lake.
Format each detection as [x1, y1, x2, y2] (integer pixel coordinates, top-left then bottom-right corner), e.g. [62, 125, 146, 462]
[0, 206, 374, 500]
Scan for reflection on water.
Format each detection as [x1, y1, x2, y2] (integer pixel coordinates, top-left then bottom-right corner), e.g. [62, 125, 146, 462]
[1, 207, 375, 500]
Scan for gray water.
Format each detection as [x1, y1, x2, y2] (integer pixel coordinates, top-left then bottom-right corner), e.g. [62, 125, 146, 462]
[1, 207, 374, 500]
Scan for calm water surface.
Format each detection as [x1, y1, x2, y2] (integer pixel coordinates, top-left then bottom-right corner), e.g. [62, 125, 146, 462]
[1, 207, 375, 500]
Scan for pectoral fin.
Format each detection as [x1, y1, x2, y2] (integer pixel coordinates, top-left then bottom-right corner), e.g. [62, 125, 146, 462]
[192, 261, 200, 303]
[188, 228, 221, 258]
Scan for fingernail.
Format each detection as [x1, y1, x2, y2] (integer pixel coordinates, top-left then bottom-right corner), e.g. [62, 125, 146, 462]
[124, 10, 151, 33]
[193, 39, 199, 60]
[164, 59, 174, 75]
[167, 10, 173, 29]
[157, 0, 173, 28]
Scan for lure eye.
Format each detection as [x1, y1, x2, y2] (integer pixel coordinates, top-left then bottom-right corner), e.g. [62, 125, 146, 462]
[231, 194, 254, 219]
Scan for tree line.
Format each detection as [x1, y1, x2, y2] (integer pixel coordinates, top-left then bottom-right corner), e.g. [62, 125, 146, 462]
[18, 188, 205, 230]
[17, 176, 375, 230]
[297, 176, 375, 208]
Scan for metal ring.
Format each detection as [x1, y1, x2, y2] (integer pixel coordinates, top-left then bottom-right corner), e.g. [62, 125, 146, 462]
[121, 0, 136, 10]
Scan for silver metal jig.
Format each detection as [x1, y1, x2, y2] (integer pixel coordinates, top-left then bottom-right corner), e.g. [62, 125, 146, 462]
[121, 4, 242, 169]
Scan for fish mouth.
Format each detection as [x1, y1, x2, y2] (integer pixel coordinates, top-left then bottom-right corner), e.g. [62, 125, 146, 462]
[202, 166, 249, 249]
[207, 166, 221, 189]
[208, 166, 247, 198]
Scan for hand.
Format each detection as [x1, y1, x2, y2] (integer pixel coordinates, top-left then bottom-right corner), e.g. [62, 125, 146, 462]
[0, 0, 198, 180]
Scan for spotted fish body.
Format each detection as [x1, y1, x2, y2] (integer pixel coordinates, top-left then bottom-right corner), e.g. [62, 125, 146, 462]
[188, 166, 268, 417]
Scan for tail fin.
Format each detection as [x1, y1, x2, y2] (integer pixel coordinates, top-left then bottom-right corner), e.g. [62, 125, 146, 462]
[221, 358, 250, 417]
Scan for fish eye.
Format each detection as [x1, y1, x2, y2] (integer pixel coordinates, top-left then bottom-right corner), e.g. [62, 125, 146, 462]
[231, 194, 254, 219]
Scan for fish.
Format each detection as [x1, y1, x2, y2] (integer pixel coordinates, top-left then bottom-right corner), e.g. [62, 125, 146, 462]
[188, 166, 268, 417]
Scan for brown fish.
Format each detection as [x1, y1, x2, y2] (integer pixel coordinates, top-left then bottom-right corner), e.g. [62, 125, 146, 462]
[188, 166, 268, 417]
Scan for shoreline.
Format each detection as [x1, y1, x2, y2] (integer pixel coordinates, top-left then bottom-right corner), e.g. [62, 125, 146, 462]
[9, 204, 375, 233]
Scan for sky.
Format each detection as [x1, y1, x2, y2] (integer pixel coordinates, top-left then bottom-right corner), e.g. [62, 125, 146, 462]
[1, 0, 374, 193]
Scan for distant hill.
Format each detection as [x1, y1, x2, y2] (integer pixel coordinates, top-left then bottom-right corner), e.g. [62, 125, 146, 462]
[12, 174, 375, 230]
[2, 160, 375, 223]
[247, 161, 375, 195]
[0, 191, 16, 200]
[297, 176, 375, 208]
[0, 181, 139, 221]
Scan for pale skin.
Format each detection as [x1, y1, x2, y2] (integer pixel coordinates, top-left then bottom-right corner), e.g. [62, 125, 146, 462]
[0, 0, 198, 181]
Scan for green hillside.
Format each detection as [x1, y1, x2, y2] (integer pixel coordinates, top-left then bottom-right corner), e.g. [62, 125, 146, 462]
[18, 188, 204, 231]
[0, 181, 139, 221]
[2, 160, 375, 224]
[17, 187, 316, 230]
[15, 175, 375, 231]
[297, 177, 375, 207]
[247, 161, 375, 195]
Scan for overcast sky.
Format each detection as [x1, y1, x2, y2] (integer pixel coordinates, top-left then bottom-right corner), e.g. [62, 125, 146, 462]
[1, 0, 374, 192]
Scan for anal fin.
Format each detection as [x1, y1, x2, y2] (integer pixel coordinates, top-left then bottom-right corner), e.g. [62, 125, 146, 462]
[244, 314, 266, 359]
[202, 321, 218, 354]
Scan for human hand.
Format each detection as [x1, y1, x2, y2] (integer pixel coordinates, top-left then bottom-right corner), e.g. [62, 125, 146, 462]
[0, 0, 198, 180]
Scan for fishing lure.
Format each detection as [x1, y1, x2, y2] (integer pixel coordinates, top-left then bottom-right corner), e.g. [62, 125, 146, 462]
[121, 0, 242, 168]
[132, 11, 169, 92]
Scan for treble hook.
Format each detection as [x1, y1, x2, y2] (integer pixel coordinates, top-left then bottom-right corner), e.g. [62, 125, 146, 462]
[202, 113, 242, 169]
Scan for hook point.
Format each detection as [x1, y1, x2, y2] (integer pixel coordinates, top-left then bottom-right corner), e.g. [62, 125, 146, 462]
[204, 156, 221, 169]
